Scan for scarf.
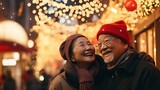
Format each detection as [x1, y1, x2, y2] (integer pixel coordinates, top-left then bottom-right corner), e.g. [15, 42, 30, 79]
[107, 48, 135, 70]
[63, 55, 101, 90]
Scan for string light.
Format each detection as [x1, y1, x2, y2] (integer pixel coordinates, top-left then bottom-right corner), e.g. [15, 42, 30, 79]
[31, 0, 107, 22]
[136, 0, 160, 17]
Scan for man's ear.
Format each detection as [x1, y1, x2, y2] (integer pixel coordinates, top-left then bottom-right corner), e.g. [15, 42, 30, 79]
[124, 44, 128, 49]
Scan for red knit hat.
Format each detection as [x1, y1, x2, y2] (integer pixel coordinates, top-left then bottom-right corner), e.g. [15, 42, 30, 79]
[97, 20, 130, 44]
[59, 34, 86, 61]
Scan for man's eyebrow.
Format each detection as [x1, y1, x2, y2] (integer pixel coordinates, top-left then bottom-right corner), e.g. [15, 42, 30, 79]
[104, 35, 111, 38]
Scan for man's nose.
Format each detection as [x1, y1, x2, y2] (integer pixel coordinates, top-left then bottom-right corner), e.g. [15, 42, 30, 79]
[101, 43, 108, 49]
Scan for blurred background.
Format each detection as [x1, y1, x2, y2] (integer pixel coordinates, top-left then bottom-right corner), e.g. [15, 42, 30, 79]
[0, 0, 160, 90]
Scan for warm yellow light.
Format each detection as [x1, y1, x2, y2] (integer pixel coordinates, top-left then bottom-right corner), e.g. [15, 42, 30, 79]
[32, 10, 36, 14]
[2, 59, 17, 66]
[13, 52, 20, 61]
[30, 0, 160, 76]
[28, 39, 34, 48]
[31, 0, 107, 22]
[27, 3, 31, 7]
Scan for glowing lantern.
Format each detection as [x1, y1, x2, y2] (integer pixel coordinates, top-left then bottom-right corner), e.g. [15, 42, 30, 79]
[0, 20, 29, 52]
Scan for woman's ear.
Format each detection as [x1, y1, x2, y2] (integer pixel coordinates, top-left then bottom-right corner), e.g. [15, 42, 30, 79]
[71, 56, 76, 62]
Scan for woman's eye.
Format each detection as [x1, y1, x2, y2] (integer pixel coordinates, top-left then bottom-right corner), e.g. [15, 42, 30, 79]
[87, 42, 91, 45]
[79, 43, 84, 47]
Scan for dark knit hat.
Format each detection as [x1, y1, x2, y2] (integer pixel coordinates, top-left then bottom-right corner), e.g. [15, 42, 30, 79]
[59, 34, 86, 61]
[97, 20, 130, 44]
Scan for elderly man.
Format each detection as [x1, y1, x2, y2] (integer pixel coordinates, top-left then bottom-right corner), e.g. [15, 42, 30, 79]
[96, 20, 160, 90]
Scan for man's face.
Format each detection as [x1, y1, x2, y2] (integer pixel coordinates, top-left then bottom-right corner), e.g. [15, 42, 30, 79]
[98, 34, 128, 64]
[72, 37, 95, 63]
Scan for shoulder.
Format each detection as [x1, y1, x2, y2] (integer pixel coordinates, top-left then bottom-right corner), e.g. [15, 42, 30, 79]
[138, 52, 155, 65]
[125, 52, 160, 78]
[136, 60, 160, 89]
[138, 60, 160, 73]
[135, 60, 160, 80]
[129, 52, 157, 72]
[49, 72, 66, 90]
[49, 72, 77, 90]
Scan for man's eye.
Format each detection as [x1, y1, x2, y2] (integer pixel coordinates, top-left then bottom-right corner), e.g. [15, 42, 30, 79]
[104, 40, 110, 45]
[98, 43, 101, 47]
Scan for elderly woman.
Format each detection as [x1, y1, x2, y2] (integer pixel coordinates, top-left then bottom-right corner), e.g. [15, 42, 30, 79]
[49, 34, 105, 90]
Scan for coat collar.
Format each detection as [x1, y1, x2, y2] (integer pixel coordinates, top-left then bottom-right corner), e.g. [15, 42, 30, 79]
[108, 49, 139, 75]
[120, 52, 139, 74]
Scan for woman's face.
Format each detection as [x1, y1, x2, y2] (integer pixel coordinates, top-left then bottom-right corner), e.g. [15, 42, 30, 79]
[72, 37, 95, 62]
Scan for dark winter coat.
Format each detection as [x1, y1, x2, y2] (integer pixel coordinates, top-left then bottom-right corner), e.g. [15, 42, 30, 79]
[3, 77, 16, 90]
[49, 55, 105, 90]
[99, 49, 160, 90]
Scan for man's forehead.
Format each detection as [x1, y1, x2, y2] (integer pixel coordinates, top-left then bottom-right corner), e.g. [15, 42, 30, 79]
[99, 34, 113, 39]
